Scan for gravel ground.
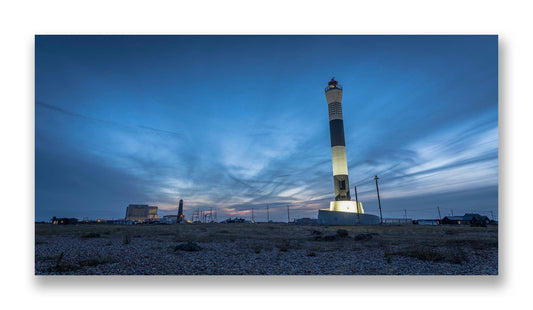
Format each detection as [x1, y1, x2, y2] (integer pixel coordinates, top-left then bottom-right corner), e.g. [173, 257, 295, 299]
[35, 230, 498, 275]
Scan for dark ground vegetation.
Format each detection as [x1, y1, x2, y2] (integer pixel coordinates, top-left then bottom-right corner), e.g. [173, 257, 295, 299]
[35, 223, 498, 275]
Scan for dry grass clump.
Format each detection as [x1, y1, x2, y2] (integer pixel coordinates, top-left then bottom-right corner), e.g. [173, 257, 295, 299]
[306, 251, 317, 257]
[46, 251, 118, 273]
[78, 257, 118, 267]
[386, 246, 469, 265]
[354, 233, 374, 241]
[336, 229, 349, 238]
[444, 238, 498, 250]
[122, 234, 131, 245]
[174, 241, 202, 252]
[275, 239, 291, 252]
[80, 232, 101, 239]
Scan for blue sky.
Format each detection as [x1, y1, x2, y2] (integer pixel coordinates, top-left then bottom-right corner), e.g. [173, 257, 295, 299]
[35, 35, 498, 222]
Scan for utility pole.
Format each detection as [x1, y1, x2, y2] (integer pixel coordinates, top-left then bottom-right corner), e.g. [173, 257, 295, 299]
[404, 209, 408, 220]
[354, 184, 359, 212]
[287, 205, 290, 223]
[251, 208, 255, 223]
[354, 184, 361, 224]
[437, 206, 441, 219]
[374, 175, 383, 224]
[267, 205, 270, 223]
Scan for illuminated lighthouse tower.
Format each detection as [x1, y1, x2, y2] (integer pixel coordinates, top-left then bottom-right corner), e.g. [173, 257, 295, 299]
[326, 78, 353, 203]
[318, 78, 379, 225]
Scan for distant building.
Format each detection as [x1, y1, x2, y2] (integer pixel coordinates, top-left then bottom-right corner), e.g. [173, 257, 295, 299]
[441, 216, 465, 225]
[51, 217, 78, 225]
[383, 218, 412, 225]
[125, 204, 159, 222]
[221, 217, 246, 224]
[442, 213, 490, 225]
[295, 218, 318, 225]
[413, 219, 441, 225]
[161, 215, 178, 224]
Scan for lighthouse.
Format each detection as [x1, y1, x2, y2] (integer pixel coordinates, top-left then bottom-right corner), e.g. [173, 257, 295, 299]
[317, 78, 379, 225]
[325, 78, 352, 202]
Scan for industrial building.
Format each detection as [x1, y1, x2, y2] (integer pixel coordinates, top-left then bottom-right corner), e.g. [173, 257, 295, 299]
[161, 215, 178, 224]
[125, 204, 159, 222]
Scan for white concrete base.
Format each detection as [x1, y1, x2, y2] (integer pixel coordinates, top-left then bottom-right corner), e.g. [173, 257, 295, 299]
[318, 209, 380, 226]
[330, 200, 364, 213]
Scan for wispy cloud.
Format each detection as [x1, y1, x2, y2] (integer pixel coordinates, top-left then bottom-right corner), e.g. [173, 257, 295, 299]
[36, 101, 187, 139]
[36, 99, 497, 221]
[35, 35, 497, 221]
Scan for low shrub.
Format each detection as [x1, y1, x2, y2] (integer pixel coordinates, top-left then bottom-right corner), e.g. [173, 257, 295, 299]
[276, 239, 291, 252]
[401, 248, 446, 262]
[81, 232, 101, 239]
[448, 247, 469, 264]
[174, 241, 202, 252]
[78, 258, 117, 267]
[354, 233, 373, 241]
[323, 234, 338, 241]
[444, 239, 498, 250]
[47, 252, 75, 273]
[123, 234, 131, 245]
[387, 246, 469, 265]
[336, 229, 349, 238]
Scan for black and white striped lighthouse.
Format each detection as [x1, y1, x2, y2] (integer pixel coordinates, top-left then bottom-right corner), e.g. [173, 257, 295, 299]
[325, 78, 351, 201]
[318, 78, 379, 224]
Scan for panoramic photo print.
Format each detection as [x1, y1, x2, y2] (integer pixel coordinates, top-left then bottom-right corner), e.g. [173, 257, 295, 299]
[35, 35, 498, 275]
